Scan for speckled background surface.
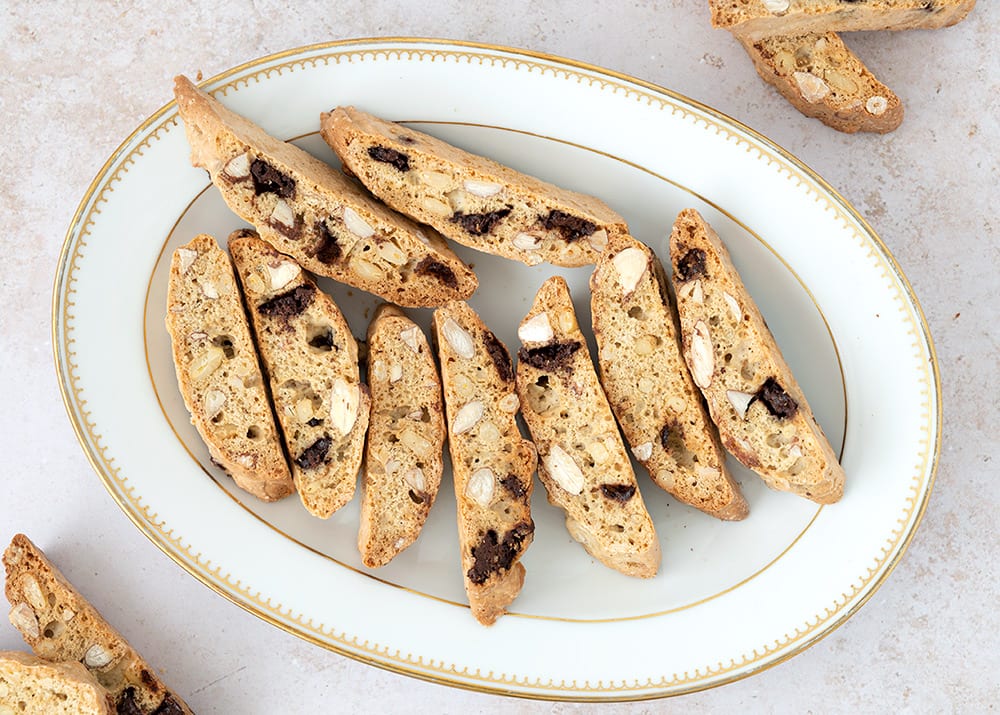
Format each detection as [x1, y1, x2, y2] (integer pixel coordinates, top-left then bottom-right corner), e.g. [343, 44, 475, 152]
[1, 1, 997, 712]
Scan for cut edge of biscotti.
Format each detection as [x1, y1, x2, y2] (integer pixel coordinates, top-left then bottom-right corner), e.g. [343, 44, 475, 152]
[165, 232, 295, 502]
[3, 534, 193, 714]
[320, 106, 629, 268]
[515, 276, 661, 578]
[172, 75, 478, 307]
[228, 230, 370, 518]
[590, 234, 748, 521]
[432, 300, 536, 625]
[710, 0, 977, 41]
[739, 32, 904, 134]
[359, 303, 446, 568]
[0, 650, 115, 715]
[668, 208, 845, 504]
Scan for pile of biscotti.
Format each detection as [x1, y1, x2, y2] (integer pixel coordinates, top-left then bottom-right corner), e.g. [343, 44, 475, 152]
[709, 0, 977, 133]
[167, 75, 845, 626]
[1, 535, 191, 714]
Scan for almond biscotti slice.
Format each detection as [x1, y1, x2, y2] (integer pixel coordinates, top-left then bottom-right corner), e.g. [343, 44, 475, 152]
[4, 535, 192, 715]
[739, 32, 903, 134]
[173, 76, 477, 307]
[710, 0, 976, 41]
[0, 651, 114, 714]
[359, 304, 446, 567]
[321, 107, 627, 267]
[229, 231, 370, 518]
[432, 301, 535, 625]
[165, 233, 294, 502]
[516, 277, 660, 578]
[590, 234, 748, 520]
[668, 209, 845, 504]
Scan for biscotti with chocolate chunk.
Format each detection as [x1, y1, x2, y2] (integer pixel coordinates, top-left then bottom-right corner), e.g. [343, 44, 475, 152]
[165, 233, 294, 502]
[0, 651, 114, 714]
[433, 301, 535, 625]
[321, 106, 627, 267]
[3, 535, 192, 714]
[590, 234, 747, 520]
[229, 230, 370, 518]
[668, 209, 845, 504]
[709, 0, 976, 41]
[515, 276, 660, 577]
[359, 304, 446, 567]
[173, 76, 477, 307]
[739, 32, 903, 134]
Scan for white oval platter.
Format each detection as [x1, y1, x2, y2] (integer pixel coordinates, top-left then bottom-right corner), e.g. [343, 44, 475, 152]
[53, 38, 940, 701]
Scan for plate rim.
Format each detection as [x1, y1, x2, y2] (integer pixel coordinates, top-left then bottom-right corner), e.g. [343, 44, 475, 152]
[51, 36, 943, 702]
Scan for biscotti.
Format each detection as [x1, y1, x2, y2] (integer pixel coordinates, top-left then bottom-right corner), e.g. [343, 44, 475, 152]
[4, 535, 192, 715]
[0, 651, 113, 714]
[173, 76, 477, 307]
[165, 233, 294, 502]
[710, 0, 976, 41]
[229, 230, 370, 518]
[515, 276, 660, 577]
[433, 301, 535, 625]
[359, 304, 446, 567]
[590, 234, 748, 520]
[321, 106, 627, 267]
[740, 32, 903, 134]
[668, 209, 845, 504]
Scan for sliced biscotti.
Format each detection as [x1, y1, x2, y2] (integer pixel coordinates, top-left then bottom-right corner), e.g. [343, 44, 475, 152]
[432, 301, 535, 625]
[0, 651, 114, 714]
[739, 32, 903, 134]
[321, 107, 627, 267]
[229, 230, 370, 518]
[668, 209, 845, 504]
[173, 76, 477, 307]
[360, 304, 446, 568]
[590, 234, 748, 520]
[515, 277, 660, 577]
[165, 233, 294, 502]
[710, 0, 976, 41]
[3, 535, 192, 715]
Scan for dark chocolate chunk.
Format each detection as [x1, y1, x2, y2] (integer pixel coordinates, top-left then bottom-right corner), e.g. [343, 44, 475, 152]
[600, 483, 636, 502]
[482, 330, 514, 383]
[139, 669, 156, 688]
[658, 423, 672, 450]
[517, 340, 581, 371]
[116, 689, 142, 715]
[467, 521, 534, 585]
[295, 436, 331, 469]
[250, 158, 296, 198]
[308, 327, 335, 351]
[542, 210, 597, 241]
[258, 285, 316, 325]
[756, 377, 799, 419]
[414, 257, 459, 289]
[500, 473, 526, 499]
[450, 207, 512, 236]
[306, 417, 323, 427]
[152, 695, 186, 715]
[368, 145, 410, 172]
[408, 489, 426, 505]
[268, 212, 302, 240]
[675, 247, 707, 281]
[311, 221, 342, 264]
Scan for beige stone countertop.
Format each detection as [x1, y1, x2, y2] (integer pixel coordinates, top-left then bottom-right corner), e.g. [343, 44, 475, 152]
[1, 1, 996, 712]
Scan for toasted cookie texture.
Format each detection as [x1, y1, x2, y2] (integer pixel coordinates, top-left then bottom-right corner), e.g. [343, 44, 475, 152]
[321, 106, 628, 267]
[668, 209, 845, 504]
[360, 304, 446, 567]
[590, 234, 747, 520]
[516, 276, 660, 577]
[709, 0, 976, 41]
[3, 535, 192, 715]
[165, 233, 294, 502]
[173, 75, 477, 307]
[739, 32, 903, 134]
[433, 301, 535, 625]
[229, 230, 370, 518]
[0, 651, 113, 714]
